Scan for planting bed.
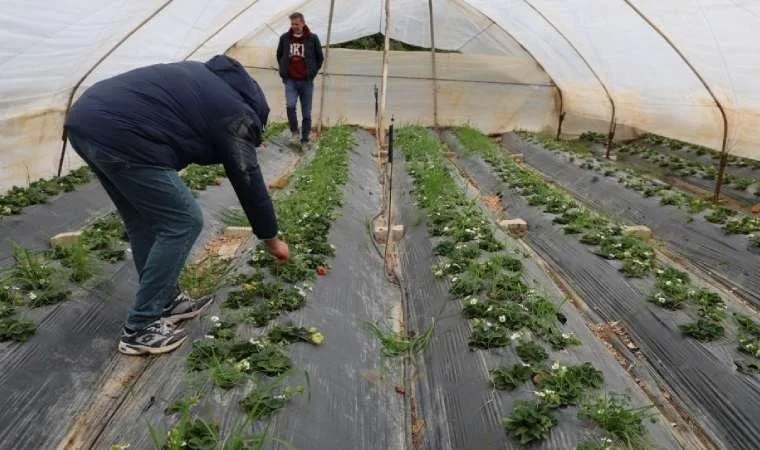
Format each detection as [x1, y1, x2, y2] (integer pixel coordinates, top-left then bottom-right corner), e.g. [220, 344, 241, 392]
[4, 123, 760, 450]
[394, 126, 682, 450]
[610, 135, 760, 207]
[0, 135, 300, 449]
[502, 132, 760, 309]
[91, 128, 404, 450]
[446, 128, 760, 449]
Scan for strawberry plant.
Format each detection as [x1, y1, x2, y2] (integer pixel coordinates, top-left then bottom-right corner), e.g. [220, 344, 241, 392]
[180, 164, 226, 192]
[679, 319, 724, 341]
[533, 361, 604, 408]
[504, 399, 558, 444]
[735, 313, 760, 358]
[0, 167, 93, 216]
[490, 363, 534, 391]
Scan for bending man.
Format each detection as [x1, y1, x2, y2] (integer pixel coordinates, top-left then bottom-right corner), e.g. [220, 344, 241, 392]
[64, 55, 289, 356]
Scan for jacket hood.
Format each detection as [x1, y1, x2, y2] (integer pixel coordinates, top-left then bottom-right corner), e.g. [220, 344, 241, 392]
[204, 55, 269, 125]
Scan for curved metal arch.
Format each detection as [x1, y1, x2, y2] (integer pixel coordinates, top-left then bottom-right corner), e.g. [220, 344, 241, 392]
[521, 0, 617, 155]
[57, 0, 175, 177]
[456, 0, 565, 139]
[220, 0, 315, 56]
[183, 0, 263, 61]
[622, 0, 730, 201]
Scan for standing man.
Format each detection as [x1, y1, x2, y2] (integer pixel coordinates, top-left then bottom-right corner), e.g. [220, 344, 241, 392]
[64, 54, 289, 356]
[276, 12, 324, 149]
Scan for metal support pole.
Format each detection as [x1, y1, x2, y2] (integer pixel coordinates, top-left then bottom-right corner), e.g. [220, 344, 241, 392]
[620, 0, 729, 202]
[57, 0, 174, 177]
[378, 0, 391, 149]
[316, 0, 336, 137]
[428, 0, 439, 128]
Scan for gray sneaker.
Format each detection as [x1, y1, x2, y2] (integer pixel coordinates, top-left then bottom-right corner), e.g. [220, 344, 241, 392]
[289, 132, 300, 147]
[118, 319, 187, 355]
[162, 292, 214, 324]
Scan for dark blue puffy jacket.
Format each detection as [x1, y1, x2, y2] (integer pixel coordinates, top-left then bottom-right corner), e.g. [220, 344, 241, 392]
[65, 55, 277, 240]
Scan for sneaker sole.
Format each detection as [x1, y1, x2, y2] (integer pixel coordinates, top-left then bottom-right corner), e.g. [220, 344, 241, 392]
[118, 335, 188, 356]
[163, 296, 215, 324]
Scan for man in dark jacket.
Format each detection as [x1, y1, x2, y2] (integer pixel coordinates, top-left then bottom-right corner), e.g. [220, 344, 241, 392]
[276, 12, 324, 148]
[64, 54, 289, 356]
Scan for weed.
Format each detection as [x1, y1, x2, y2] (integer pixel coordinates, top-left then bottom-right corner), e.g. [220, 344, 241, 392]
[750, 234, 760, 248]
[220, 207, 249, 227]
[0, 314, 36, 342]
[576, 437, 617, 450]
[262, 122, 288, 141]
[578, 393, 656, 447]
[490, 363, 534, 391]
[5, 245, 70, 307]
[366, 320, 435, 357]
[267, 324, 325, 346]
[50, 240, 96, 283]
[240, 384, 304, 421]
[179, 254, 233, 298]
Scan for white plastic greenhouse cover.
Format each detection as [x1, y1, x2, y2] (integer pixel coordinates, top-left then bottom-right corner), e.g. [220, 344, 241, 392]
[1, 0, 759, 192]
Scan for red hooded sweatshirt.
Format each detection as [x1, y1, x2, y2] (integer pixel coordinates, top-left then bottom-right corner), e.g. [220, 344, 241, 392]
[287, 26, 311, 80]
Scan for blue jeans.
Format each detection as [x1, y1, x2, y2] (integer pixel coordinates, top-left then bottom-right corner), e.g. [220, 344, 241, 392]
[285, 79, 314, 143]
[68, 132, 203, 330]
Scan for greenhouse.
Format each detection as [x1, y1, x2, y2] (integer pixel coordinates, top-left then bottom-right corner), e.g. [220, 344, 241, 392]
[1, 1, 760, 449]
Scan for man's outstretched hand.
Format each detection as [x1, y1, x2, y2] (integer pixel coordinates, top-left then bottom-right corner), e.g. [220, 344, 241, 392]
[266, 237, 290, 263]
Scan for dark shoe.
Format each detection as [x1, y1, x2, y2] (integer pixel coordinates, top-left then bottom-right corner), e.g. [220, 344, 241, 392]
[162, 292, 214, 324]
[118, 319, 187, 355]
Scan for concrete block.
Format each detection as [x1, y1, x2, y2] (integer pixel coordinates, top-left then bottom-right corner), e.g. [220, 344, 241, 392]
[752, 204, 760, 215]
[223, 226, 253, 239]
[499, 219, 528, 238]
[374, 225, 389, 243]
[623, 225, 652, 241]
[374, 224, 404, 243]
[50, 231, 82, 248]
[390, 225, 404, 241]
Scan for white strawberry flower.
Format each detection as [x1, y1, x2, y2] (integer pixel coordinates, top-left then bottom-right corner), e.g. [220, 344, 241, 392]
[469, 298, 478, 305]
[210, 316, 220, 323]
[498, 315, 506, 323]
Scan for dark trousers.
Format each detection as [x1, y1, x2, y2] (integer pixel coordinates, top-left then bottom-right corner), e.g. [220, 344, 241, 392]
[68, 132, 203, 330]
[285, 78, 314, 143]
